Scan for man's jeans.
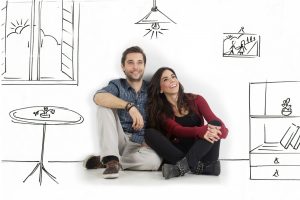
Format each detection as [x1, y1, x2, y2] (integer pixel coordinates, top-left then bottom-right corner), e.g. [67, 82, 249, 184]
[97, 106, 161, 170]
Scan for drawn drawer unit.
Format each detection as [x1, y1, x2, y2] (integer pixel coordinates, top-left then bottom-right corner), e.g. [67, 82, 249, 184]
[250, 152, 300, 166]
[251, 166, 300, 180]
[249, 81, 300, 180]
[250, 143, 300, 180]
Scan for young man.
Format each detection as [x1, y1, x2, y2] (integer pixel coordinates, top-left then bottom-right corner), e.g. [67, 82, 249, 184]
[85, 46, 162, 179]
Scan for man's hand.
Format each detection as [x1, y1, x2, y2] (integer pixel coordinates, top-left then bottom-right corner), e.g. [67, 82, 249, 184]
[141, 142, 149, 148]
[203, 124, 222, 143]
[128, 106, 144, 130]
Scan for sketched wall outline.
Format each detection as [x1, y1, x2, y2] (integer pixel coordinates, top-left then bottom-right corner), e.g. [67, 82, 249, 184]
[1, 0, 80, 85]
[249, 81, 300, 180]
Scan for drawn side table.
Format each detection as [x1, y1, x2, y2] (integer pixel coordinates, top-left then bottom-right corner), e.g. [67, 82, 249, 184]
[9, 106, 84, 185]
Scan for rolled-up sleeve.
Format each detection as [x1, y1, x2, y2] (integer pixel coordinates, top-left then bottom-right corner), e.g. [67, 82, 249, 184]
[94, 80, 120, 100]
[195, 95, 228, 139]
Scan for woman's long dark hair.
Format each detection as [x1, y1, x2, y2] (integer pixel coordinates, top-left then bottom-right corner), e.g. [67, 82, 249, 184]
[147, 67, 195, 130]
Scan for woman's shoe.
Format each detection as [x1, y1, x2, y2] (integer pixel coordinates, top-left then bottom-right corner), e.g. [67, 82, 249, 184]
[162, 157, 190, 179]
[193, 160, 221, 176]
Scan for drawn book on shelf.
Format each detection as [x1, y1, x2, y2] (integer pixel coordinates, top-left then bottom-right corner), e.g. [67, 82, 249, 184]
[291, 125, 300, 149]
[280, 123, 300, 149]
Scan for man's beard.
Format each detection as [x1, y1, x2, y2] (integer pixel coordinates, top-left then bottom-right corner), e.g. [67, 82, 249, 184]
[125, 71, 144, 82]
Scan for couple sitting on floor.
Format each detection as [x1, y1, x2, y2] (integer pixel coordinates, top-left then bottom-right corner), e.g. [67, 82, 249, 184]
[84, 46, 228, 179]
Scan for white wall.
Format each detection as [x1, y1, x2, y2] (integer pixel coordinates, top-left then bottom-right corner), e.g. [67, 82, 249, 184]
[1, 0, 300, 169]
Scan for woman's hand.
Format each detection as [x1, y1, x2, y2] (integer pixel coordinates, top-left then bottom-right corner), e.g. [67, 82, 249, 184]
[128, 106, 144, 130]
[203, 124, 222, 143]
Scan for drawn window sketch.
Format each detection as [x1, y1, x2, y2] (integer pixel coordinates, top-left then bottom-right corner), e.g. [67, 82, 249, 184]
[135, 0, 176, 39]
[249, 81, 300, 180]
[0, 0, 80, 85]
[223, 27, 260, 58]
[8, 106, 84, 185]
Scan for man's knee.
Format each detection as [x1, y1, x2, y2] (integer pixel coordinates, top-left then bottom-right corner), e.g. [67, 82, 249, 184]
[97, 105, 114, 115]
[97, 106, 119, 124]
[138, 148, 162, 170]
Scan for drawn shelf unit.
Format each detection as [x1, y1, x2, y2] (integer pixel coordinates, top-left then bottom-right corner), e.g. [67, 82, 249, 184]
[249, 81, 300, 180]
[0, 0, 80, 85]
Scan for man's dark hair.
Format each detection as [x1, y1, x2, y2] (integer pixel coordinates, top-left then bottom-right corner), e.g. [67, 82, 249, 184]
[121, 46, 146, 66]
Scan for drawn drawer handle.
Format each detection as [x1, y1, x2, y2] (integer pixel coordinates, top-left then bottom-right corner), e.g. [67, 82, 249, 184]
[273, 169, 279, 177]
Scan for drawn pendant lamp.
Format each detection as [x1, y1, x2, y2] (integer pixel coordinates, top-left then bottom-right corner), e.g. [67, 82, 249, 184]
[135, 0, 176, 39]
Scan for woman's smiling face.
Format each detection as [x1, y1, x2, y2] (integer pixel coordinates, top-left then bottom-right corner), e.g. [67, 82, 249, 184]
[160, 69, 179, 95]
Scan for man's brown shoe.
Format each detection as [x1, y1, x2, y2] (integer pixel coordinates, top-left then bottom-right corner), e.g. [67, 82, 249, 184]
[83, 155, 105, 169]
[103, 160, 121, 179]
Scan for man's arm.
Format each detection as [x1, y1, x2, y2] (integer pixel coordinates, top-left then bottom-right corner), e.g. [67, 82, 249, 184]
[94, 92, 144, 130]
[94, 92, 127, 109]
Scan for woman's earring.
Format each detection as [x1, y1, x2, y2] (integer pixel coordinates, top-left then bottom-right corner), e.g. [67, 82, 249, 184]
[160, 90, 163, 94]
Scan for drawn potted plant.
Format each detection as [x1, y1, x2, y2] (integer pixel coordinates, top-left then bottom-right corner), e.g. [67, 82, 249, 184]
[33, 106, 55, 118]
[281, 98, 292, 116]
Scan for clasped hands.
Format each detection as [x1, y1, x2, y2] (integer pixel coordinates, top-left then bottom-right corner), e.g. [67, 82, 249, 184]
[129, 107, 222, 144]
[204, 124, 222, 143]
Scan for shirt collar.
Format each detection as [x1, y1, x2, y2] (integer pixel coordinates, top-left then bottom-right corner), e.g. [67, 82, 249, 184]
[123, 79, 148, 93]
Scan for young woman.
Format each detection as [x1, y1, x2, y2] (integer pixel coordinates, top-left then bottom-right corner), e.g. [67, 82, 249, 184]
[145, 67, 228, 179]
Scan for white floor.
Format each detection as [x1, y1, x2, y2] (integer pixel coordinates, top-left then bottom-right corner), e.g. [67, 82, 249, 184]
[0, 160, 299, 200]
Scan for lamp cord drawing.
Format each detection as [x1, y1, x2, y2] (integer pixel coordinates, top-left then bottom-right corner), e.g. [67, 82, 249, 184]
[135, 0, 176, 39]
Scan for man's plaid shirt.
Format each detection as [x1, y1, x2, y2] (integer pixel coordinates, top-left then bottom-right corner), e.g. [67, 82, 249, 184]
[95, 78, 148, 144]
